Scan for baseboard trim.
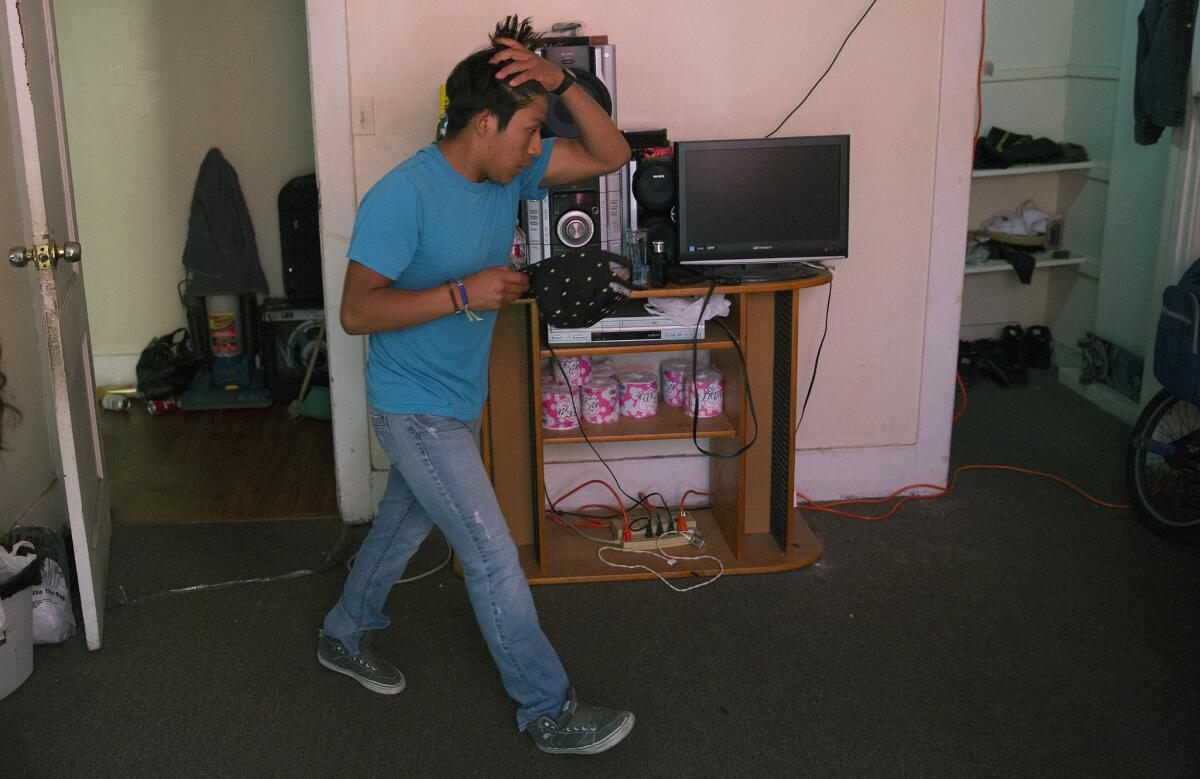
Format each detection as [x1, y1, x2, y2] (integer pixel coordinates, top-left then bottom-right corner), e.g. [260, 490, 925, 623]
[369, 442, 942, 513]
[792, 444, 943, 502]
[1056, 367, 1141, 425]
[93, 354, 140, 388]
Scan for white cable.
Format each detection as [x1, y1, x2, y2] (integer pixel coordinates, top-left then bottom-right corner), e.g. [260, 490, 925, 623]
[345, 534, 454, 584]
[596, 531, 724, 593]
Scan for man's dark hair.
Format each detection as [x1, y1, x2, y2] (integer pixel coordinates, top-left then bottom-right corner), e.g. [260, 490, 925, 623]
[444, 15, 548, 136]
[0, 344, 19, 452]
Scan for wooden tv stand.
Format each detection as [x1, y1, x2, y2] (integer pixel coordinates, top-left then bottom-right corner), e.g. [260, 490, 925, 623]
[480, 272, 831, 584]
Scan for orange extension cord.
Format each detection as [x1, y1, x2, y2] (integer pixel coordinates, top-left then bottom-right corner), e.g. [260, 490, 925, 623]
[796, 363, 1134, 519]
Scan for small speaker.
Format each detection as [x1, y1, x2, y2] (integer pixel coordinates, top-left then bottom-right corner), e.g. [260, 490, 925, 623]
[628, 151, 678, 262]
[632, 158, 676, 215]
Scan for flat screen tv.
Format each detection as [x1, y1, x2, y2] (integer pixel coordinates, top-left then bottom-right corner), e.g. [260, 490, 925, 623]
[675, 135, 849, 281]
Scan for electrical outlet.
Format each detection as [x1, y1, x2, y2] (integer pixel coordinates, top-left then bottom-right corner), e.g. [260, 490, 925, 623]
[982, 60, 994, 77]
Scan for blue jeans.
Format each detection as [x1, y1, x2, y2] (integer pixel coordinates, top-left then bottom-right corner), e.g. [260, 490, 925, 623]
[322, 412, 570, 728]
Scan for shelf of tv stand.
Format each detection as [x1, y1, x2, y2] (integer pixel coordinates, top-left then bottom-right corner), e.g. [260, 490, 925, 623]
[542, 405, 737, 445]
[516, 508, 823, 584]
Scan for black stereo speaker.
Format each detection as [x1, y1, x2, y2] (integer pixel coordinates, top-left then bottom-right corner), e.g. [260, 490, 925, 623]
[540, 44, 615, 139]
[630, 155, 678, 262]
[261, 300, 328, 402]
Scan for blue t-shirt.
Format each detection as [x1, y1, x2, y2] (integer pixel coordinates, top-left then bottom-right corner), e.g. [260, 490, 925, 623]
[347, 138, 555, 419]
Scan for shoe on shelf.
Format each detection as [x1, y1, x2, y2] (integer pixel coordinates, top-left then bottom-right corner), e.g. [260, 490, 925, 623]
[317, 630, 406, 695]
[525, 689, 635, 755]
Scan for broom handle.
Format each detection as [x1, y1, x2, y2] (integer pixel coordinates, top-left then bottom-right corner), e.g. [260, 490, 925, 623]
[296, 320, 326, 403]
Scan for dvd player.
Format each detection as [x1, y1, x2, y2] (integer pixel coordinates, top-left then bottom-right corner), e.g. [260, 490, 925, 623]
[545, 300, 705, 345]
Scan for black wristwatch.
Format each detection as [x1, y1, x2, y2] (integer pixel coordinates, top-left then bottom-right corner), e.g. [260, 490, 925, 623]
[550, 67, 576, 95]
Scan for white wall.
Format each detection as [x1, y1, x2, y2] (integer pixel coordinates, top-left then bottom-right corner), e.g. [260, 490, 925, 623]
[54, 0, 315, 376]
[347, 0, 960, 501]
[0, 60, 58, 535]
[1093, 0, 1173, 356]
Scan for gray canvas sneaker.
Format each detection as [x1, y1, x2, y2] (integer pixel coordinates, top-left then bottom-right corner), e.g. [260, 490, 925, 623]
[317, 631, 406, 695]
[524, 689, 635, 755]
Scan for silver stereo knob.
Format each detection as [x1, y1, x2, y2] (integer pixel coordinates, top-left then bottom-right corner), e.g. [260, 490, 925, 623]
[556, 210, 594, 248]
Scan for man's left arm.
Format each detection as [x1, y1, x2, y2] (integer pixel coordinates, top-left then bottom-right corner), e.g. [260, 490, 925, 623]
[492, 37, 631, 187]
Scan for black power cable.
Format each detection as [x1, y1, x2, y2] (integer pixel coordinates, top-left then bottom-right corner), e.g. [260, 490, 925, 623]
[795, 275, 833, 436]
[765, 0, 881, 138]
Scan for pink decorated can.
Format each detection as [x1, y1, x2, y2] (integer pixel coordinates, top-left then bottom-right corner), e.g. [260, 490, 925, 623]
[619, 371, 659, 419]
[590, 357, 618, 379]
[660, 358, 691, 408]
[553, 355, 591, 387]
[541, 386, 580, 430]
[581, 378, 620, 425]
[683, 367, 724, 418]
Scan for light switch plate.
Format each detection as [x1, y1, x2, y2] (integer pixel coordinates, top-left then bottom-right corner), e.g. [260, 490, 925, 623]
[351, 96, 375, 136]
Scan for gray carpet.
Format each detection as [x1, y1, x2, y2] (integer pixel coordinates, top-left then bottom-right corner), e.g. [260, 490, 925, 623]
[2, 371, 1198, 777]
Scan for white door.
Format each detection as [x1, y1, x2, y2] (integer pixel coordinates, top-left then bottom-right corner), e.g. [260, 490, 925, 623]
[2, 0, 110, 650]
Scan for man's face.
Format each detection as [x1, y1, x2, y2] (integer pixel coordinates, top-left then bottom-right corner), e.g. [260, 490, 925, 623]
[484, 95, 547, 184]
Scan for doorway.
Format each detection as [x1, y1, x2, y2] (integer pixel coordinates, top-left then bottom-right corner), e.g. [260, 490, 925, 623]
[52, 0, 336, 524]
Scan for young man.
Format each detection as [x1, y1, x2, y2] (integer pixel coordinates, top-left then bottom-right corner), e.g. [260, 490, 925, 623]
[317, 19, 634, 756]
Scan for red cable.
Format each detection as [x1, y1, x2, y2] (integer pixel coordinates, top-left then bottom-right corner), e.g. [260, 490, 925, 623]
[796, 463, 1132, 522]
[677, 489, 713, 532]
[975, 0, 986, 147]
[954, 372, 968, 421]
[548, 479, 631, 540]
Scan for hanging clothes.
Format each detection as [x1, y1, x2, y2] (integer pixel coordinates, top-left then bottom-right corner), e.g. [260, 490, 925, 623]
[1135, 0, 1200, 145]
[182, 148, 269, 295]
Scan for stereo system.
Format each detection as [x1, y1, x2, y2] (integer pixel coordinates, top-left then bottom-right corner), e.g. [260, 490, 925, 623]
[523, 42, 623, 262]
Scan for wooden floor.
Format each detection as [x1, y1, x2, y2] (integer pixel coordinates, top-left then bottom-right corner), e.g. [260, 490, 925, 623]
[99, 402, 338, 525]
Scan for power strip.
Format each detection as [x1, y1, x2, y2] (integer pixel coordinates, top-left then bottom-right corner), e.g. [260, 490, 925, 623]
[609, 519, 699, 551]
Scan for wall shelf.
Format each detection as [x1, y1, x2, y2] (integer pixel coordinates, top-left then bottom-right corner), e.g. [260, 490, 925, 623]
[964, 252, 1086, 275]
[972, 162, 1095, 179]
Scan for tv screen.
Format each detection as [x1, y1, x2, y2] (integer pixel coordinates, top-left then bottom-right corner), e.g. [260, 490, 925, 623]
[676, 135, 849, 267]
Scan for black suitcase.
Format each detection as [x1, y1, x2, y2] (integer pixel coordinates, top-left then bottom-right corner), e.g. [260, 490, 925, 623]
[278, 173, 323, 305]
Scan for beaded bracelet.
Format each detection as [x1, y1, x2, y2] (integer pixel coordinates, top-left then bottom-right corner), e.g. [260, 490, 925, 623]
[449, 278, 483, 322]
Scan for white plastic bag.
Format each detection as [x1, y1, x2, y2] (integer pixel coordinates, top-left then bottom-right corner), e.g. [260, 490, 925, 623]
[0, 541, 37, 638]
[642, 294, 731, 327]
[28, 549, 75, 645]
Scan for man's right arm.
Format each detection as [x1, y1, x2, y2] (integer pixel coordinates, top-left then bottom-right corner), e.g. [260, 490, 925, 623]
[339, 261, 531, 335]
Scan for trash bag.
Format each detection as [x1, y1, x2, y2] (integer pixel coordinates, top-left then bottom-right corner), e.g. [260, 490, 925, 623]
[0, 527, 76, 644]
[136, 328, 203, 400]
[0, 541, 41, 636]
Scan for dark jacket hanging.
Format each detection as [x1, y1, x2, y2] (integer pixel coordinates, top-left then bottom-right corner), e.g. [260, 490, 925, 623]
[182, 148, 269, 296]
[1135, 0, 1200, 145]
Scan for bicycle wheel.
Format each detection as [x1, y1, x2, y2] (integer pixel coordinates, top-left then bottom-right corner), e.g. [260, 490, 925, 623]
[1126, 388, 1200, 541]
